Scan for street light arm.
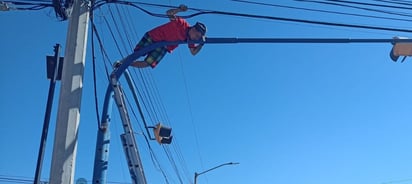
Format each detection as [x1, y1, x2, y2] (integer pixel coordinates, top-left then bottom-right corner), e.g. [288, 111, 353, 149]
[196, 162, 239, 176]
[194, 162, 239, 184]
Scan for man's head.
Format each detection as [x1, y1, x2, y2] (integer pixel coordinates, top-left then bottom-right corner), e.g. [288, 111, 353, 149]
[188, 22, 207, 41]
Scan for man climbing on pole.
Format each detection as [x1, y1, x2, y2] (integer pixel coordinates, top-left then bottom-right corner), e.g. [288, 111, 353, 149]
[130, 4, 207, 69]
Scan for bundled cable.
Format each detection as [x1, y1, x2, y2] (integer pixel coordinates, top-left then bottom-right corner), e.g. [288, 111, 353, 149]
[1, 0, 52, 11]
[96, 0, 412, 34]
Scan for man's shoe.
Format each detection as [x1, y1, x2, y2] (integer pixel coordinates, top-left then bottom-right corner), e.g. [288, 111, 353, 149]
[113, 61, 122, 68]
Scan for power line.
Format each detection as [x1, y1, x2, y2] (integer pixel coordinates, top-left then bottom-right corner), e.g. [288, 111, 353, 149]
[297, 0, 412, 17]
[93, 6, 191, 183]
[1, 0, 52, 10]
[326, 0, 411, 9]
[90, 13, 103, 130]
[232, 0, 412, 22]
[0, 176, 34, 184]
[107, 4, 129, 57]
[374, 0, 412, 6]
[91, 2, 412, 184]
[124, 91, 172, 184]
[103, 1, 412, 34]
[0, 175, 133, 184]
[176, 52, 204, 183]
[75, 1, 412, 183]
[9, 0, 51, 2]
[2, 0, 70, 20]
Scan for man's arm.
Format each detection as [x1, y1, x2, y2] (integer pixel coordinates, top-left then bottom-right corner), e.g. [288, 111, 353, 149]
[131, 61, 150, 68]
[190, 44, 203, 56]
[167, 4, 188, 21]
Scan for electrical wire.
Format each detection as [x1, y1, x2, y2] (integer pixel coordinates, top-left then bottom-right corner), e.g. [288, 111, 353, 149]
[138, 70, 165, 123]
[7, 0, 51, 2]
[8, 0, 412, 33]
[128, 67, 195, 183]
[93, 4, 188, 183]
[14, 0, 412, 183]
[374, 0, 412, 6]
[102, 14, 125, 58]
[142, 76, 194, 183]
[2, 0, 52, 10]
[90, 8, 102, 129]
[232, 0, 412, 22]
[103, 1, 412, 34]
[125, 53, 194, 182]
[132, 69, 158, 126]
[175, 52, 204, 183]
[297, 0, 412, 17]
[107, 4, 129, 57]
[126, 48, 194, 184]
[0, 175, 132, 184]
[114, 4, 135, 50]
[162, 146, 185, 184]
[90, 19, 113, 79]
[326, 0, 410, 9]
[124, 92, 171, 184]
[5, 0, 411, 183]
[0, 176, 33, 184]
[172, 141, 193, 183]
[128, 68, 195, 184]
[90, 1, 412, 184]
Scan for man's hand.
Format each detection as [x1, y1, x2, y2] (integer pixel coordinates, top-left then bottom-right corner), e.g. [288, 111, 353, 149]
[167, 4, 188, 20]
[179, 4, 188, 11]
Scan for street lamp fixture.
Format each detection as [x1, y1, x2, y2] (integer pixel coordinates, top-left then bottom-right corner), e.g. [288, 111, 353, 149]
[390, 36, 412, 62]
[194, 162, 239, 184]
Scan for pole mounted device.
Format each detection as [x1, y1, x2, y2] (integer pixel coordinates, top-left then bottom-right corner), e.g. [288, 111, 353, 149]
[34, 44, 63, 184]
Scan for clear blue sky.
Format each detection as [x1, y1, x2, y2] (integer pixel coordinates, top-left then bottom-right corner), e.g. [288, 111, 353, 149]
[1, 0, 412, 184]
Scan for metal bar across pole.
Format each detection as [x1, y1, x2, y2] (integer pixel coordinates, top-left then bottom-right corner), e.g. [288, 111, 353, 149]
[113, 37, 411, 78]
[204, 37, 412, 44]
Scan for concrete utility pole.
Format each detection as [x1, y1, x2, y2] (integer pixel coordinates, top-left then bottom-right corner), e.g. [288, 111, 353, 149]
[49, 0, 90, 183]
